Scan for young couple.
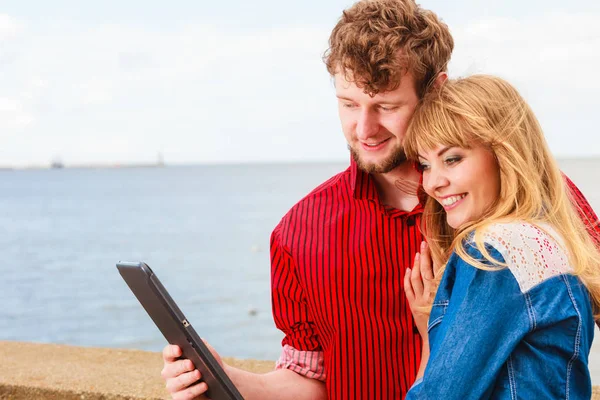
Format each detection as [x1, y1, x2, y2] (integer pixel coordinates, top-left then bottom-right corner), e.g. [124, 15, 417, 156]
[161, 0, 600, 399]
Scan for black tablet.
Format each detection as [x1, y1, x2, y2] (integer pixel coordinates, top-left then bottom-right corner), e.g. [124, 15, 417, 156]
[116, 261, 244, 400]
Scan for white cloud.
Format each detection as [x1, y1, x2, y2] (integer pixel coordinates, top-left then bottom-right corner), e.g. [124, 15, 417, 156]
[449, 11, 600, 156]
[0, 97, 22, 113]
[0, 14, 23, 42]
[451, 12, 600, 87]
[0, 97, 34, 132]
[78, 78, 115, 105]
[1, 18, 343, 166]
[3, 7, 599, 166]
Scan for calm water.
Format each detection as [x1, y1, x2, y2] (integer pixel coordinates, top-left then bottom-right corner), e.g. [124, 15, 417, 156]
[1, 160, 599, 376]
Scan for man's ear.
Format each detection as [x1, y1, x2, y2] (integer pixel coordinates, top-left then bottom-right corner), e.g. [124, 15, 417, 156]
[433, 72, 448, 88]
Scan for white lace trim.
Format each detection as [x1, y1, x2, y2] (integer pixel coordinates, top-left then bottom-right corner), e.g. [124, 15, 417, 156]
[480, 222, 572, 293]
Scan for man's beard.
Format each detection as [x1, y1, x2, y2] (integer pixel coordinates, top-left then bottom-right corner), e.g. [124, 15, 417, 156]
[349, 143, 408, 174]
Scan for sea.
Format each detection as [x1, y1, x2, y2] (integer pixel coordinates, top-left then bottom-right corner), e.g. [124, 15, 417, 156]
[1, 159, 599, 379]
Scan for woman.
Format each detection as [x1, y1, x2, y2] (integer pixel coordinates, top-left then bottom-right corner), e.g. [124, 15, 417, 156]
[402, 75, 600, 399]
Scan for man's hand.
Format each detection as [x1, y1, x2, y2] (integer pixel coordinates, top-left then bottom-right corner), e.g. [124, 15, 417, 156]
[161, 343, 221, 400]
[161, 343, 327, 400]
[404, 241, 438, 340]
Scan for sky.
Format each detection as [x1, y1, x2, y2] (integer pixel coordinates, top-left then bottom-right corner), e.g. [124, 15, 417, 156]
[1, 0, 599, 167]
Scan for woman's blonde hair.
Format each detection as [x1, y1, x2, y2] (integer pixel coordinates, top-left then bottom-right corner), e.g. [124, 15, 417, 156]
[404, 74, 600, 315]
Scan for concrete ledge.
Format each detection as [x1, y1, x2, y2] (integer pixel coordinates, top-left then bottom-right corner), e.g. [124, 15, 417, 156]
[0, 341, 273, 400]
[1, 340, 599, 399]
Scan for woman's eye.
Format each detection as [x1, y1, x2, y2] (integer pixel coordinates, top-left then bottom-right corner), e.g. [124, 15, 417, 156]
[444, 156, 462, 165]
[415, 162, 430, 172]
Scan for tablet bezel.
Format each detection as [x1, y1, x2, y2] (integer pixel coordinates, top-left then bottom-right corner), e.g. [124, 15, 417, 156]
[117, 261, 244, 400]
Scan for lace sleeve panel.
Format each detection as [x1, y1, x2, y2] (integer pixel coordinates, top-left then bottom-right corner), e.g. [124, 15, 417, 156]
[481, 222, 572, 293]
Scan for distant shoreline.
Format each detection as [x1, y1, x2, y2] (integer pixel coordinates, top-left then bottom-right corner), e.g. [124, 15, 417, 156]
[1, 156, 599, 171]
[0, 162, 166, 171]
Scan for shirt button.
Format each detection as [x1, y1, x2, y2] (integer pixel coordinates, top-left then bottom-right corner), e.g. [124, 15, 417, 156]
[406, 216, 415, 227]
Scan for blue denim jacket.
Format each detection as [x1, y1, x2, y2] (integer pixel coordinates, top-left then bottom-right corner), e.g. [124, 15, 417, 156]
[405, 222, 594, 399]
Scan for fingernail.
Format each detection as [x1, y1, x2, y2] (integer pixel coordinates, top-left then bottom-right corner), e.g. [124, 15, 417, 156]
[421, 241, 427, 251]
[415, 253, 420, 260]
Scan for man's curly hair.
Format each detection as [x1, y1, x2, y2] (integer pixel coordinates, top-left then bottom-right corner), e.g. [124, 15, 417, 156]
[324, 0, 454, 98]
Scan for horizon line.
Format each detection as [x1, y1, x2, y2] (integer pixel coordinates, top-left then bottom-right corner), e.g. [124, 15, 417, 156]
[2, 155, 600, 171]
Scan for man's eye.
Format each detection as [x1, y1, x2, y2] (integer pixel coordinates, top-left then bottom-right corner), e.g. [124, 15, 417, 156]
[341, 102, 356, 109]
[379, 105, 398, 111]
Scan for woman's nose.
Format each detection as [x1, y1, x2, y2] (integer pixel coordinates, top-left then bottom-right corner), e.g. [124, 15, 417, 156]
[423, 166, 449, 195]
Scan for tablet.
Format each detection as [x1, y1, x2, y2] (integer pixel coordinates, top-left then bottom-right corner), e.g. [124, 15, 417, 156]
[117, 261, 244, 400]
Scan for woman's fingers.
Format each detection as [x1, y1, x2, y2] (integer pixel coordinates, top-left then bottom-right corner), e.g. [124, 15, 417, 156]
[420, 242, 434, 281]
[405, 241, 440, 312]
[419, 242, 434, 299]
[410, 252, 424, 296]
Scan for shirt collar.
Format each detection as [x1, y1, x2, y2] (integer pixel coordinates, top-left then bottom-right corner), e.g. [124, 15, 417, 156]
[350, 158, 377, 201]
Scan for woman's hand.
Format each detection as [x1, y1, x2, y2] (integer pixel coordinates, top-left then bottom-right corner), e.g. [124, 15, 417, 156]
[404, 241, 437, 340]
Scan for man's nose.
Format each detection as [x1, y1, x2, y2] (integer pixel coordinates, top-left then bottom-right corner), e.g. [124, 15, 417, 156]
[356, 110, 379, 140]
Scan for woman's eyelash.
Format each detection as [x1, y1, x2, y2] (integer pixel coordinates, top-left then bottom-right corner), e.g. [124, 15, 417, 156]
[415, 162, 429, 172]
[444, 156, 462, 164]
[414, 155, 462, 172]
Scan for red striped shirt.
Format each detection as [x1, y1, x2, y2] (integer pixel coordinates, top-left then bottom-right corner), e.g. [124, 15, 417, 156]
[271, 160, 423, 399]
[564, 174, 600, 245]
[270, 163, 599, 400]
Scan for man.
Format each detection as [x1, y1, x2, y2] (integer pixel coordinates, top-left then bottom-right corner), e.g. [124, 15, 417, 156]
[161, 1, 600, 399]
